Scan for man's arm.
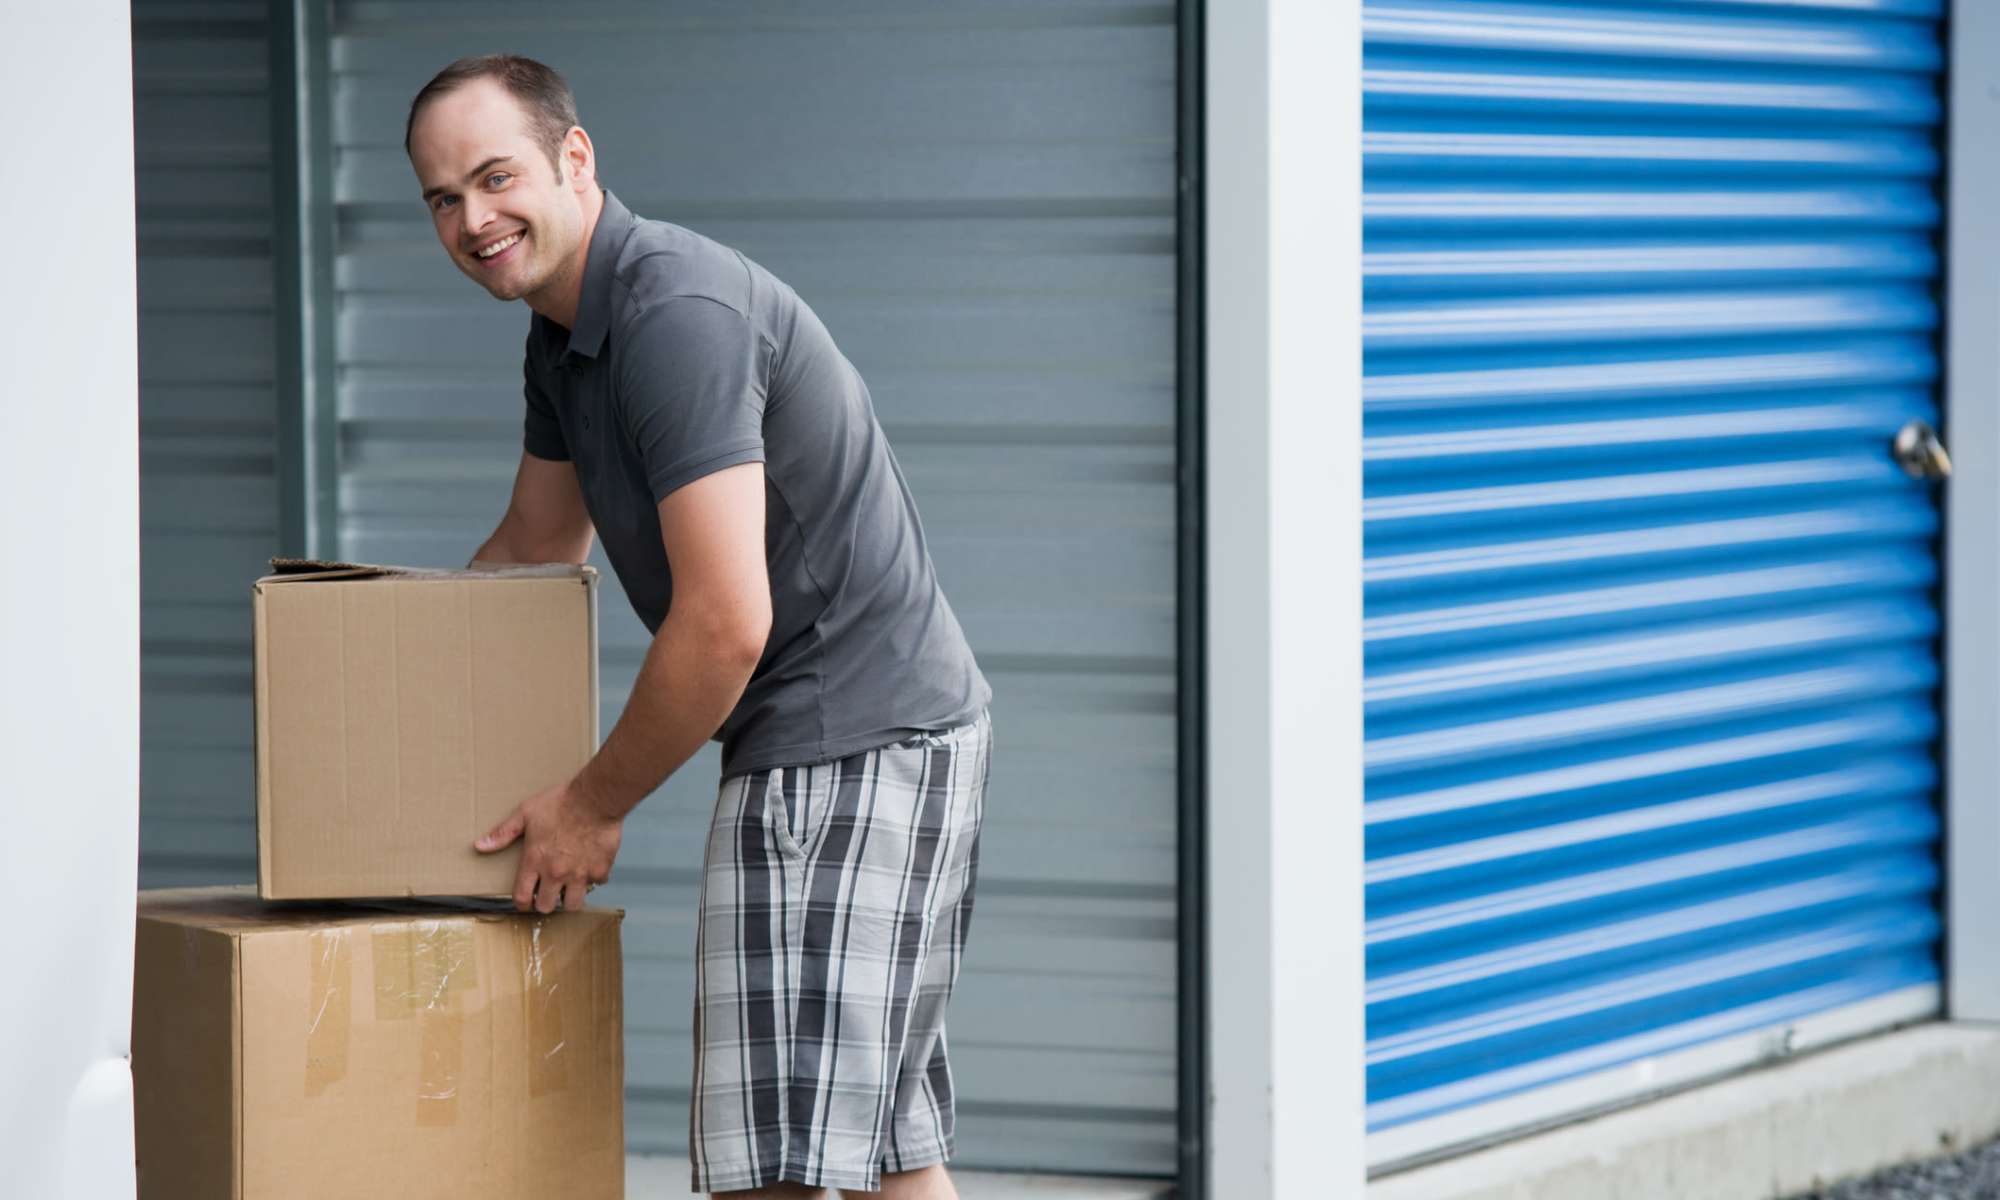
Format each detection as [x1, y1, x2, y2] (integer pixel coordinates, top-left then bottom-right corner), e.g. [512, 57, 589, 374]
[573, 461, 772, 818]
[471, 452, 596, 565]
[474, 461, 772, 912]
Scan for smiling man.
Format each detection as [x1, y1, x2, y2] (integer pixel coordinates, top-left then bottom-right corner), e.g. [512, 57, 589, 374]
[403, 55, 992, 1200]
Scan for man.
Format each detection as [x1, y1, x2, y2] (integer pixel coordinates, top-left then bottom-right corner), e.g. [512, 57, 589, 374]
[404, 55, 993, 1200]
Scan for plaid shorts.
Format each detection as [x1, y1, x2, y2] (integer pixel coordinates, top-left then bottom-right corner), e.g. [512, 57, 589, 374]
[689, 712, 991, 1193]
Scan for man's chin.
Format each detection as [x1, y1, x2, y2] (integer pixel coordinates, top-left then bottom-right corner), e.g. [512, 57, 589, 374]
[459, 262, 534, 302]
[475, 275, 530, 302]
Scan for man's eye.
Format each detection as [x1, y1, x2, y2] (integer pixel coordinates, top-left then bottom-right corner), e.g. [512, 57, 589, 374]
[431, 195, 457, 213]
[487, 173, 511, 188]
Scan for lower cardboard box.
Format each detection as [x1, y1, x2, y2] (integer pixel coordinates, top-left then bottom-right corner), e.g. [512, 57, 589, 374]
[132, 886, 624, 1199]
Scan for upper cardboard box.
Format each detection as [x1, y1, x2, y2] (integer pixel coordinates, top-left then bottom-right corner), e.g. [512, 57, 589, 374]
[253, 559, 600, 900]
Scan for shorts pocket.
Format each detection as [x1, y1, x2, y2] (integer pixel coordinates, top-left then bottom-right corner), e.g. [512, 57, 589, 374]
[766, 764, 832, 861]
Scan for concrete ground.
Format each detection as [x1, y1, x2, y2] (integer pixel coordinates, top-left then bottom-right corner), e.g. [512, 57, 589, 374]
[1790, 1136, 2000, 1200]
[626, 1156, 1172, 1198]
[1368, 1023, 2000, 1200]
[627, 1024, 2000, 1199]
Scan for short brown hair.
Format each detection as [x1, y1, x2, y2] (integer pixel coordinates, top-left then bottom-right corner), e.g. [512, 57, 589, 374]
[404, 54, 578, 169]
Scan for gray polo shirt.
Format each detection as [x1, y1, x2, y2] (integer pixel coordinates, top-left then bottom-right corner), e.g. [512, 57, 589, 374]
[521, 190, 990, 776]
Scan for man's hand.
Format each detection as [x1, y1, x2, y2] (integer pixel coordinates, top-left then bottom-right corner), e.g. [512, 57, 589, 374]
[469, 464, 769, 913]
[475, 778, 623, 913]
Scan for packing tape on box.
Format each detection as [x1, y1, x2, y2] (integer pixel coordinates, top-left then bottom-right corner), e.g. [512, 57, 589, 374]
[415, 1006, 466, 1128]
[371, 920, 479, 1018]
[372, 921, 478, 1125]
[522, 918, 569, 1098]
[304, 929, 352, 1096]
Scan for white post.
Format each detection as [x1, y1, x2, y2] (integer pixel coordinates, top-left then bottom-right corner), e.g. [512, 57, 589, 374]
[1204, 0, 1367, 1194]
[1947, 0, 2000, 1022]
[0, 2, 142, 1197]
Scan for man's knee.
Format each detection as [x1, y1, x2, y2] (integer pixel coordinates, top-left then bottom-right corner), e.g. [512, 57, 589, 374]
[869, 1164, 956, 1200]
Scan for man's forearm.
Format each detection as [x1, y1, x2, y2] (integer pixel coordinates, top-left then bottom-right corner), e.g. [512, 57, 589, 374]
[470, 521, 522, 567]
[471, 511, 593, 567]
[571, 610, 760, 822]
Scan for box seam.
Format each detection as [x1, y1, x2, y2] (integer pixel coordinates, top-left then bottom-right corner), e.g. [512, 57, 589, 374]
[585, 573, 601, 750]
[252, 585, 273, 899]
[232, 931, 245, 1200]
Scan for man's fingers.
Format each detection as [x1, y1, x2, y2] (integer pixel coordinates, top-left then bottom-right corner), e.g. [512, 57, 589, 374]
[513, 868, 538, 913]
[561, 881, 588, 912]
[476, 808, 527, 853]
[533, 877, 561, 915]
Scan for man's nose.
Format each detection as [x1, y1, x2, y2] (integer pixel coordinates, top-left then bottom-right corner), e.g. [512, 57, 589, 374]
[459, 195, 495, 245]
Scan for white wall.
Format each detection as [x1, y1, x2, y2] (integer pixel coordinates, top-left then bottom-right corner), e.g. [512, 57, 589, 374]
[0, 2, 142, 1198]
[1946, 0, 2000, 1023]
[1205, 0, 1367, 1194]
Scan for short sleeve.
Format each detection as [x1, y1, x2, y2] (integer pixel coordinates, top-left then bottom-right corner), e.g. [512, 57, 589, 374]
[616, 297, 768, 503]
[522, 343, 570, 462]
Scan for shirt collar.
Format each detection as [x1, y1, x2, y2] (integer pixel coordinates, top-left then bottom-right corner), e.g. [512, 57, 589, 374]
[560, 188, 636, 362]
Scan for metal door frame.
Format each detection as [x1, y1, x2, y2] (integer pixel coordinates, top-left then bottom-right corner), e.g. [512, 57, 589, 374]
[1200, 0, 1370, 1195]
[1944, 0, 2000, 1022]
[271, 0, 338, 560]
[1176, 0, 1209, 1191]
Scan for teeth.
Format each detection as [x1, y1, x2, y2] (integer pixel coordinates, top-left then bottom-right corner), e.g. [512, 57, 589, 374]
[477, 233, 522, 259]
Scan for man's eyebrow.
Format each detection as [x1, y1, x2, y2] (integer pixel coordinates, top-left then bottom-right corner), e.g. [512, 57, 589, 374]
[420, 155, 517, 203]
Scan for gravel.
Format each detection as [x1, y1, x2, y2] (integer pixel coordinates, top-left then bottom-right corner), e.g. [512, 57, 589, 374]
[1791, 1137, 2000, 1199]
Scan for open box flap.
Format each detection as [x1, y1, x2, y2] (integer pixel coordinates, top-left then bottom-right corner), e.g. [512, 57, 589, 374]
[256, 558, 597, 586]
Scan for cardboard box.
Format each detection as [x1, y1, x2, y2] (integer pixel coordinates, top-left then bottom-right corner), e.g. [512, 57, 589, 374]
[132, 887, 625, 1200]
[253, 559, 599, 899]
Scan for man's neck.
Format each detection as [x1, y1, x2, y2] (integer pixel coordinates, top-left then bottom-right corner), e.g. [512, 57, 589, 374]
[526, 185, 605, 330]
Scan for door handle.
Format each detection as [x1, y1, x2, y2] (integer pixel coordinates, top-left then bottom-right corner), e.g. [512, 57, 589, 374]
[1892, 419, 1952, 481]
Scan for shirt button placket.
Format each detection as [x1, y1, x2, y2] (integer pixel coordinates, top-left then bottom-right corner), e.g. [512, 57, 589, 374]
[567, 358, 592, 433]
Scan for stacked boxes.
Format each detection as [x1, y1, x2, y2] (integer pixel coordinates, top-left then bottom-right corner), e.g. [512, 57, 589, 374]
[133, 561, 623, 1199]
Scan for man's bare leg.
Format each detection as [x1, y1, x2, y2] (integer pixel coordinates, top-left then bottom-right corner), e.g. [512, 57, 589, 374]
[848, 1164, 958, 1199]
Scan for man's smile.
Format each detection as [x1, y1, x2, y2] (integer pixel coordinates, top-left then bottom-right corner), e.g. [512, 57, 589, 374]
[472, 230, 525, 265]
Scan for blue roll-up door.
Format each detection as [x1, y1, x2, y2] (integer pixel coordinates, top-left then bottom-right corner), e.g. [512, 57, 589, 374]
[1361, 0, 1947, 1164]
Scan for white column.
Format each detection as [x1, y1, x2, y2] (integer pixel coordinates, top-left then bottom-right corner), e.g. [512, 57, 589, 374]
[1947, 0, 2000, 1022]
[0, 2, 142, 1198]
[1204, 0, 1367, 1194]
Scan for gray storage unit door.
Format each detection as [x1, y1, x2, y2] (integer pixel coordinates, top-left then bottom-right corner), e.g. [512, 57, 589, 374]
[133, 0, 280, 890]
[326, 1, 1179, 1175]
[1361, 0, 1947, 1165]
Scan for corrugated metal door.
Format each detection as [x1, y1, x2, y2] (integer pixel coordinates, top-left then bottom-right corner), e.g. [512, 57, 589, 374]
[1361, 0, 1948, 1164]
[133, 1, 279, 890]
[325, 2, 1178, 1174]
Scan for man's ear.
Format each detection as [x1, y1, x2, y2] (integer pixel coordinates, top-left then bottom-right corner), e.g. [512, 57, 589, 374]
[562, 126, 595, 192]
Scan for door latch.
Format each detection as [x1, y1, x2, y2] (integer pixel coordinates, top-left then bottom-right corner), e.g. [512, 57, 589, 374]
[1892, 419, 1952, 481]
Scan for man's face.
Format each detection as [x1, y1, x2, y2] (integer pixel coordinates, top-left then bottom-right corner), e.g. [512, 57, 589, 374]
[408, 79, 585, 303]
